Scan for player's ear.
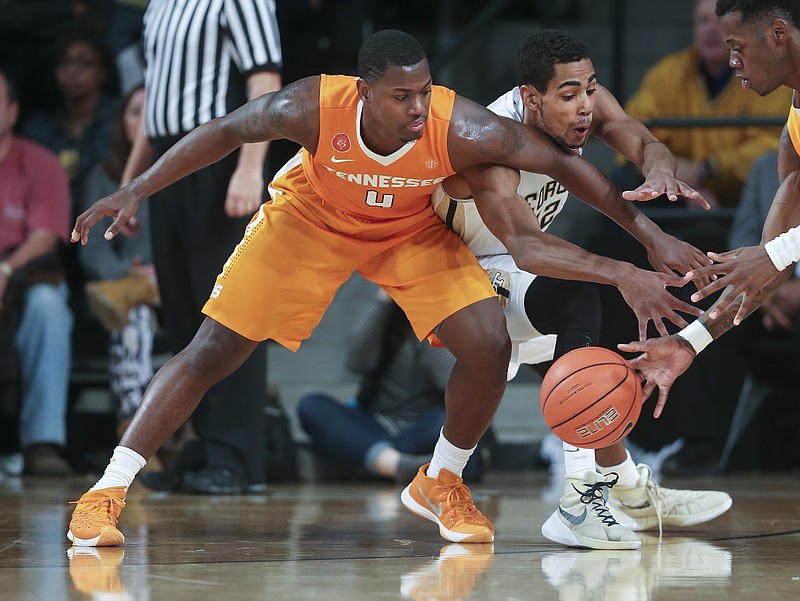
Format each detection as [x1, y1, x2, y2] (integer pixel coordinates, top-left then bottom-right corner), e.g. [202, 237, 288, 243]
[519, 84, 540, 113]
[772, 18, 789, 45]
[356, 78, 370, 102]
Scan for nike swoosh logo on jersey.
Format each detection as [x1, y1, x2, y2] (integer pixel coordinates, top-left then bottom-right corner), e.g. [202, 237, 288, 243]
[330, 156, 355, 163]
[418, 485, 443, 517]
[558, 506, 588, 525]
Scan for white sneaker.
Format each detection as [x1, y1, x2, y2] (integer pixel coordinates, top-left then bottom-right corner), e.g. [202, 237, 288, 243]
[541, 471, 641, 550]
[608, 463, 732, 532]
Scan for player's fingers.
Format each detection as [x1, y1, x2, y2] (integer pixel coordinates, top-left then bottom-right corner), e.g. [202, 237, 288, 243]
[690, 277, 727, 302]
[617, 341, 646, 355]
[641, 379, 656, 401]
[653, 388, 669, 418]
[653, 317, 669, 338]
[665, 312, 690, 330]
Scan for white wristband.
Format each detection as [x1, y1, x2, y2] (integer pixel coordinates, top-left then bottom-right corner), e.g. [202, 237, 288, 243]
[676, 320, 713, 355]
[0, 260, 12, 278]
[764, 225, 800, 271]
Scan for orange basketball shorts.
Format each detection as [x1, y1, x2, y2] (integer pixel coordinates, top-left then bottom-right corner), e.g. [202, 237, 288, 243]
[202, 166, 496, 350]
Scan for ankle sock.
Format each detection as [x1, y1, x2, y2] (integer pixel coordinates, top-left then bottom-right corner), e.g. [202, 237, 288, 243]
[91, 446, 147, 491]
[563, 442, 596, 478]
[427, 430, 474, 479]
[599, 450, 640, 487]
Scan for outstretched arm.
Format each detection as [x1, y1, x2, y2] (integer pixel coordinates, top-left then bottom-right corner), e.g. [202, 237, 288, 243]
[619, 270, 789, 417]
[448, 95, 710, 280]
[592, 85, 709, 208]
[683, 128, 800, 323]
[72, 76, 321, 244]
[461, 164, 700, 339]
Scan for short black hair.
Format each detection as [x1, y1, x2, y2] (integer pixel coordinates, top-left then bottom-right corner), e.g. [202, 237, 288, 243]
[0, 66, 18, 103]
[514, 29, 590, 92]
[358, 29, 427, 82]
[716, 0, 800, 26]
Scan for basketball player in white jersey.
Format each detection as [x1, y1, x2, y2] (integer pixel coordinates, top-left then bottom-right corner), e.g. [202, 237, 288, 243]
[434, 30, 732, 550]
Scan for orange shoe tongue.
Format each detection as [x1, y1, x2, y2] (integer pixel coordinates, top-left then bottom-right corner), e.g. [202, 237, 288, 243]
[437, 468, 462, 485]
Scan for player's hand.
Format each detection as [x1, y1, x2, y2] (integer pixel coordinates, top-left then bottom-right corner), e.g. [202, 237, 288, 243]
[617, 335, 695, 418]
[644, 232, 713, 290]
[71, 187, 141, 245]
[616, 266, 702, 340]
[684, 245, 785, 325]
[622, 171, 711, 209]
[225, 166, 265, 218]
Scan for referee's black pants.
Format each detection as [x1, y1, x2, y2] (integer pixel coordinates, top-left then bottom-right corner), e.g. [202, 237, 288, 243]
[149, 136, 268, 485]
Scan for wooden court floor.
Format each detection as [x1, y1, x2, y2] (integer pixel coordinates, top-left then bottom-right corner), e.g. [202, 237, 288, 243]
[1, 470, 798, 601]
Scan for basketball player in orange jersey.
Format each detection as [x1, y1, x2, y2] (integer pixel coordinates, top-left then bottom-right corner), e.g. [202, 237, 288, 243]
[68, 29, 696, 548]
[434, 30, 732, 550]
[620, 0, 800, 416]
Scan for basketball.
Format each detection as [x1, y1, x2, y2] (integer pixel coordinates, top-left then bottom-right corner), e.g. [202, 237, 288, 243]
[539, 346, 642, 449]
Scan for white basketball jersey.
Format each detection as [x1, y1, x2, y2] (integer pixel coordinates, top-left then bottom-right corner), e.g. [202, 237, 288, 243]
[432, 87, 578, 257]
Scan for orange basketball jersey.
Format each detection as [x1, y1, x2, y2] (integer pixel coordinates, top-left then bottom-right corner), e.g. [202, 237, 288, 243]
[301, 74, 458, 219]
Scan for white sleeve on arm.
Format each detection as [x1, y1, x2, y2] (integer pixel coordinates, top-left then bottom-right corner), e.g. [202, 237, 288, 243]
[764, 225, 800, 271]
[676, 320, 713, 354]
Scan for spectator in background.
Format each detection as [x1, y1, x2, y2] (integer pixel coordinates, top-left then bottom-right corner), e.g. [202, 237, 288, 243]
[298, 290, 485, 484]
[77, 84, 159, 441]
[0, 67, 73, 476]
[125, 0, 283, 495]
[0, 1, 109, 122]
[620, 0, 790, 207]
[22, 27, 119, 211]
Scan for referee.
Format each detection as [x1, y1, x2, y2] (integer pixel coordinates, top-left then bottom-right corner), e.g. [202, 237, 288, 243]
[122, 0, 282, 494]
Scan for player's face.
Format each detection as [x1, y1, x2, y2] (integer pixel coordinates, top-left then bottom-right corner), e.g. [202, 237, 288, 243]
[720, 12, 791, 96]
[358, 60, 432, 153]
[521, 58, 596, 150]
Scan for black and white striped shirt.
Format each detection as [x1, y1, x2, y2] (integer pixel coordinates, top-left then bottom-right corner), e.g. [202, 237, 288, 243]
[142, 0, 282, 138]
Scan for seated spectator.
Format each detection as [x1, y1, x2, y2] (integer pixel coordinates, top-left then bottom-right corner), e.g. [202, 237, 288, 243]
[298, 290, 485, 483]
[0, 67, 73, 476]
[22, 26, 119, 210]
[619, 0, 790, 208]
[77, 84, 159, 440]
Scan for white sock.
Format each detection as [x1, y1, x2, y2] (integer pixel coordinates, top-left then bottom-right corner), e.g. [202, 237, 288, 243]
[563, 442, 596, 477]
[427, 429, 475, 479]
[598, 450, 640, 487]
[90, 446, 147, 491]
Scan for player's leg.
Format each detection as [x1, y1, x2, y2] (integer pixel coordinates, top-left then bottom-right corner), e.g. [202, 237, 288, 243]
[68, 185, 360, 546]
[522, 275, 639, 549]
[399, 297, 509, 543]
[68, 318, 259, 547]
[368, 217, 503, 543]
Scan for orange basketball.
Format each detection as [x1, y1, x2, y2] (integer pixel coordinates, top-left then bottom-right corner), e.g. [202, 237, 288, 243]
[539, 346, 642, 449]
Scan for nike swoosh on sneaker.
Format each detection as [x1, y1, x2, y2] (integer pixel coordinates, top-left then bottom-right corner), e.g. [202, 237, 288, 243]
[558, 506, 588, 525]
[330, 156, 354, 163]
[418, 485, 444, 517]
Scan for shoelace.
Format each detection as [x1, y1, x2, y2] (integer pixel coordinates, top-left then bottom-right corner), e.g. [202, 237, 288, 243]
[444, 483, 484, 524]
[573, 473, 621, 526]
[637, 465, 664, 537]
[71, 495, 127, 526]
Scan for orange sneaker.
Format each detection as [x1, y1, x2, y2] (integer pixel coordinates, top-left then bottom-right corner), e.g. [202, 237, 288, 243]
[401, 464, 494, 543]
[67, 547, 126, 594]
[67, 487, 127, 547]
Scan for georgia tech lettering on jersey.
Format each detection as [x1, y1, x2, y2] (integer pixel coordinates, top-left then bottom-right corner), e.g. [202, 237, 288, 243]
[431, 171, 571, 257]
[298, 74, 457, 219]
[432, 87, 578, 257]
